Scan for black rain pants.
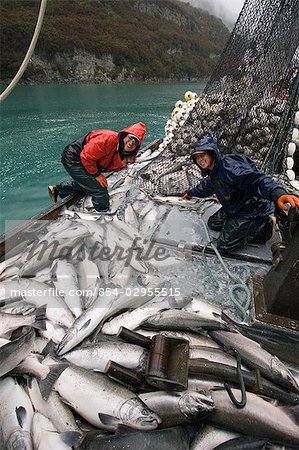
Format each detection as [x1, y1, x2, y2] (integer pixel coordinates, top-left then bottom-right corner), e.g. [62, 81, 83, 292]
[208, 207, 273, 253]
[56, 163, 110, 212]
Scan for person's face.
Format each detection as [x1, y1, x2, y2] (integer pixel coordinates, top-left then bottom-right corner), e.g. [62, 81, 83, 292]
[123, 135, 138, 153]
[195, 152, 215, 170]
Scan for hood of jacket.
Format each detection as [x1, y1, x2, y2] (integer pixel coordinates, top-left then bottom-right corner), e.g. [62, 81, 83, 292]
[118, 122, 146, 158]
[191, 134, 221, 176]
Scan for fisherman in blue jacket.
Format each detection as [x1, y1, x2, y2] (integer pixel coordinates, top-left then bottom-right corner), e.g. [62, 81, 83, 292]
[182, 135, 299, 253]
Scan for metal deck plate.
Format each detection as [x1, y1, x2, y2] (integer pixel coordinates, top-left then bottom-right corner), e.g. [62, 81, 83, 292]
[252, 275, 299, 333]
[154, 204, 280, 265]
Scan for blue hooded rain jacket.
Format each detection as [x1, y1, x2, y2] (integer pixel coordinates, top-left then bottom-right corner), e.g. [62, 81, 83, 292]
[189, 135, 286, 220]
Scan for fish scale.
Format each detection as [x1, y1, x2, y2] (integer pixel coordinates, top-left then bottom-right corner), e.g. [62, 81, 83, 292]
[210, 330, 299, 393]
[53, 364, 161, 431]
[209, 389, 299, 446]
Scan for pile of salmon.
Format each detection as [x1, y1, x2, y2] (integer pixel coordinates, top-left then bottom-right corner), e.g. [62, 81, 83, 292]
[0, 184, 299, 449]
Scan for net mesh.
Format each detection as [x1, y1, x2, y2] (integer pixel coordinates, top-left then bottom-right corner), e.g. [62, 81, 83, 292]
[135, 0, 299, 196]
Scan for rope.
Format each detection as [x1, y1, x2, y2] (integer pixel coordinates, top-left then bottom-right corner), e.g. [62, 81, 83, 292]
[199, 202, 252, 321]
[0, 0, 47, 103]
[200, 244, 221, 290]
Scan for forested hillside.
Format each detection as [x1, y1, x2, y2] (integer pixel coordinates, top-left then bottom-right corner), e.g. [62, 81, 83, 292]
[0, 0, 230, 83]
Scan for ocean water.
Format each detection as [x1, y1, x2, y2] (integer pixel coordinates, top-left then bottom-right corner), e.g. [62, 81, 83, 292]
[0, 82, 205, 234]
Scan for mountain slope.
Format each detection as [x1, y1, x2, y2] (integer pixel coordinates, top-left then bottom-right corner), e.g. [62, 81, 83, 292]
[0, 0, 230, 83]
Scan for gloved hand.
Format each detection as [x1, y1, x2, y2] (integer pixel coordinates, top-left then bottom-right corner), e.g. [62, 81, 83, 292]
[181, 192, 191, 200]
[95, 174, 108, 188]
[277, 194, 299, 211]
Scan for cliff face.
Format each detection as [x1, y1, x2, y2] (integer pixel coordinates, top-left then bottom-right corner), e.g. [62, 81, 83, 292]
[0, 0, 229, 83]
[134, 1, 193, 28]
[29, 51, 119, 84]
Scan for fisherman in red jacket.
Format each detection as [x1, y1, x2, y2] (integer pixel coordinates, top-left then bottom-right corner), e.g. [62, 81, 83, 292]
[48, 123, 146, 211]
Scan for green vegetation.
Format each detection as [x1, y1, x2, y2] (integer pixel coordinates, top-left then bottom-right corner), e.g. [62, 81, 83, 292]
[0, 0, 230, 82]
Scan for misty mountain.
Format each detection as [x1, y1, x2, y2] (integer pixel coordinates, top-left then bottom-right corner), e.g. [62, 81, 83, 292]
[179, 0, 242, 29]
[0, 0, 230, 84]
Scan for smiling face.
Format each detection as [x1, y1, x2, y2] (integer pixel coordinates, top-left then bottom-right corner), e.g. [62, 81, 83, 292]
[123, 135, 138, 154]
[195, 151, 215, 171]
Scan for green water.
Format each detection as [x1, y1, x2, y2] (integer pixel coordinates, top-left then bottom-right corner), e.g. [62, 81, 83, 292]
[0, 82, 205, 234]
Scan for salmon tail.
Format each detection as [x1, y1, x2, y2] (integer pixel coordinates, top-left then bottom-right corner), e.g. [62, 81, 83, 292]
[38, 362, 69, 400]
[32, 305, 47, 330]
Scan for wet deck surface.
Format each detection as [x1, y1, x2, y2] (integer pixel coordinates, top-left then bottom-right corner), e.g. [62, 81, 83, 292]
[156, 203, 280, 265]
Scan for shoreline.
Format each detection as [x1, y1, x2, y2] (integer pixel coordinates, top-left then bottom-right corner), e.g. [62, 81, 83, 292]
[0, 77, 208, 87]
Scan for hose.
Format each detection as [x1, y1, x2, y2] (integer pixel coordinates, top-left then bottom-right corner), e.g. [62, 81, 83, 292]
[199, 202, 252, 321]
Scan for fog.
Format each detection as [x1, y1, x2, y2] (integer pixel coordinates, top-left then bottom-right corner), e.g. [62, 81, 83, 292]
[180, 0, 245, 28]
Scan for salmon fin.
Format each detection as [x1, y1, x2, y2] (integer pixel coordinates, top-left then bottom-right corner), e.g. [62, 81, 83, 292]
[79, 318, 91, 332]
[61, 398, 76, 409]
[38, 363, 69, 400]
[32, 304, 47, 330]
[26, 376, 33, 389]
[220, 312, 240, 331]
[15, 406, 27, 428]
[41, 339, 56, 356]
[189, 327, 208, 335]
[98, 413, 120, 427]
[60, 431, 83, 447]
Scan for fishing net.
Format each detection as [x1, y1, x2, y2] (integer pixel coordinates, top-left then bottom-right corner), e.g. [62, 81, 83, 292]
[135, 0, 299, 196]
